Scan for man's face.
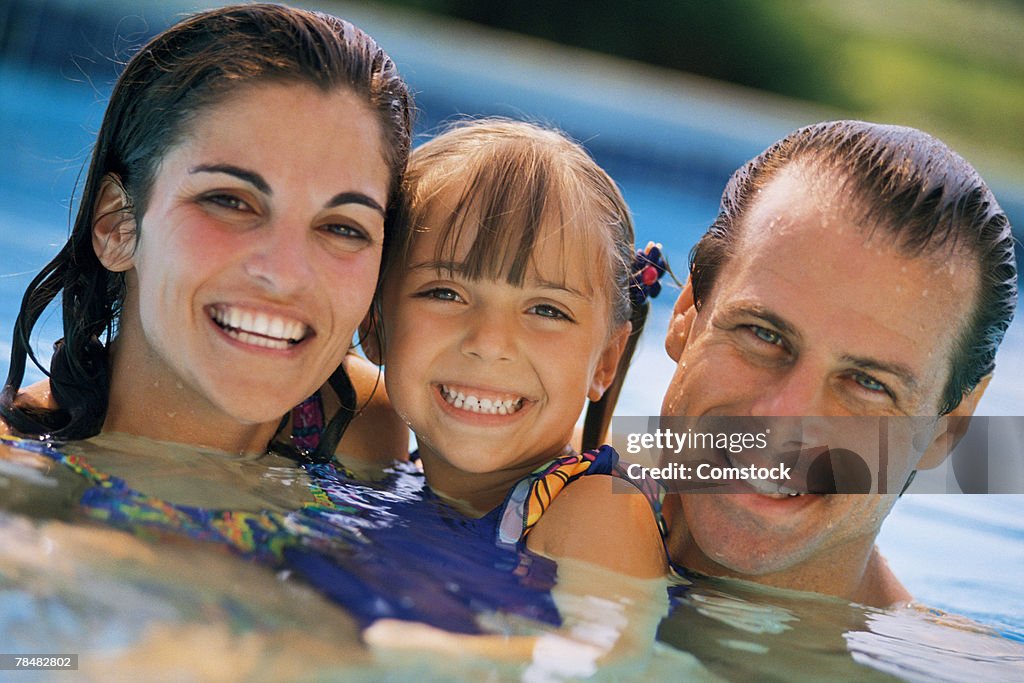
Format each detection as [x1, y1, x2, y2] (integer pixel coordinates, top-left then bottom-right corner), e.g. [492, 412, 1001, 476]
[662, 164, 980, 583]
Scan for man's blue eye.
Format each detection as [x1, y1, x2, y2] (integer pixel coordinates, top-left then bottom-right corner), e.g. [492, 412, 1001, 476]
[751, 325, 782, 345]
[854, 373, 887, 393]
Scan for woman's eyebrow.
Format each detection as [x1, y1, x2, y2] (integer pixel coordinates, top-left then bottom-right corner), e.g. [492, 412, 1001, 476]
[189, 164, 270, 194]
[326, 191, 385, 216]
[188, 166, 384, 216]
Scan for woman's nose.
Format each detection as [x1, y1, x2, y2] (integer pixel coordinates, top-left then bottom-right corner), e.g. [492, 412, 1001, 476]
[242, 220, 315, 295]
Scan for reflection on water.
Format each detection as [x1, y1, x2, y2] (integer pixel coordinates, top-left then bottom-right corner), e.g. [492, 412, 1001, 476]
[65, 433, 320, 513]
[0, 513, 369, 680]
[2, 435, 1023, 680]
[660, 575, 1024, 682]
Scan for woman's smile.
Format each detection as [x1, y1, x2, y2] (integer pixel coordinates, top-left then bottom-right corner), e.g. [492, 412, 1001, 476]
[208, 304, 311, 350]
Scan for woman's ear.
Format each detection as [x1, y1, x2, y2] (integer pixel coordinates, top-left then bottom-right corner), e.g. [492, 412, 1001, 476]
[588, 321, 631, 401]
[92, 174, 138, 272]
[665, 277, 697, 362]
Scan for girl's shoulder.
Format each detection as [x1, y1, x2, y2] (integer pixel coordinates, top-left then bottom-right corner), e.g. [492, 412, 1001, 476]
[528, 472, 668, 577]
[507, 446, 669, 577]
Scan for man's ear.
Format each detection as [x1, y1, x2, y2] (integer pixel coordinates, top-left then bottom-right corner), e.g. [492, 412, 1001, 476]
[359, 307, 384, 365]
[665, 277, 697, 362]
[92, 174, 138, 272]
[917, 374, 991, 470]
[588, 321, 631, 401]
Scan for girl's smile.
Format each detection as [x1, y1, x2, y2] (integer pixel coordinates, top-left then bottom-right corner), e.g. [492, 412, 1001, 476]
[437, 383, 528, 417]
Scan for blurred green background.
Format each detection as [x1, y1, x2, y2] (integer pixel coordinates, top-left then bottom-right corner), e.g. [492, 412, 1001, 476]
[376, 0, 1024, 179]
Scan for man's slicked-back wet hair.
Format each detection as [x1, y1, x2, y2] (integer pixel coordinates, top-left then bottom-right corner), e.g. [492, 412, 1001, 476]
[689, 120, 1017, 415]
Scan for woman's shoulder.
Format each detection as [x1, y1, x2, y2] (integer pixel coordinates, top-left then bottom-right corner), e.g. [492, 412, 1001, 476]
[0, 379, 55, 436]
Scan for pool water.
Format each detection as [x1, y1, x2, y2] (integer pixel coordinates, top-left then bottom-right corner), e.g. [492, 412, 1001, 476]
[3, 432, 1022, 681]
[2, 3, 1023, 679]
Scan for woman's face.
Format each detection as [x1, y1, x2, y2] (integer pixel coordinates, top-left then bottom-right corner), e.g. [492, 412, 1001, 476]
[103, 82, 389, 434]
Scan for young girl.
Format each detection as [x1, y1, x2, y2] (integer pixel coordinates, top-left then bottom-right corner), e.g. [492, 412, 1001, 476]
[366, 119, 670, 577]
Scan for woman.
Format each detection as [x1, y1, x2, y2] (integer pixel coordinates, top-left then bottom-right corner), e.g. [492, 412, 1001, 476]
[1, 4, 412, 465]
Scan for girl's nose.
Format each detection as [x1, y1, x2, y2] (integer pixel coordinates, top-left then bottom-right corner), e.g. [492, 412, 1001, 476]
[460, 308, 516, 362]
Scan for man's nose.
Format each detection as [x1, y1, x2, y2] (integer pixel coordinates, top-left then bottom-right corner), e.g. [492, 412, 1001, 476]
[750, 362, 828, 417]
[243, 219, 315, 296]
[460, 307, 516, 362]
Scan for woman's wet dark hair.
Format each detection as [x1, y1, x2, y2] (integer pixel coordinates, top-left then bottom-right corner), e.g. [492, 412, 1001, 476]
[689, 120, 1017, 415]
[1, 4, 414, 448]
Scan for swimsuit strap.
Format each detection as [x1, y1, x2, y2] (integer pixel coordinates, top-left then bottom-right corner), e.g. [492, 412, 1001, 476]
[497, 444, 668, 548]
[290, 391, 326, 453]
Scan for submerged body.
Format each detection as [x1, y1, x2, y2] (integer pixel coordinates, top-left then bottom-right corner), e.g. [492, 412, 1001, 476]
[4, 431, 1020, 681]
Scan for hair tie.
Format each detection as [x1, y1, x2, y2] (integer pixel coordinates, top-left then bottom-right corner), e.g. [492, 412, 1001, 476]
[630, 241, 676, 307]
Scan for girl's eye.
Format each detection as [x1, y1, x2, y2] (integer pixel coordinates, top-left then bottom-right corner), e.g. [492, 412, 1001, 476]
[530, 303, 572, 321]
[418, 287, 463, 303]
[748, 325, 783, 346]
[202, 193, 250, 211]
[853, 372, 889, 395]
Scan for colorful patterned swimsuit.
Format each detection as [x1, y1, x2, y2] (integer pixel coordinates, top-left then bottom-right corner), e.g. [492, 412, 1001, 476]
[2, 425, 667, 632]
[496, 444, 669, 549]
[1, 434, 560, 632]
[296, 391, 668, 549]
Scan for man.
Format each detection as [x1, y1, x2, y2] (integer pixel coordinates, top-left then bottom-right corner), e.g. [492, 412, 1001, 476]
[660, 120, 1017, 608]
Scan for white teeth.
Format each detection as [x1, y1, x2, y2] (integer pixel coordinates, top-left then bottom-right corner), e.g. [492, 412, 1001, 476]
[211, 305, 308, 347]
[747, 476, 802, 497]
[268, 317, 284, 340]
[440, 385, 524, 415]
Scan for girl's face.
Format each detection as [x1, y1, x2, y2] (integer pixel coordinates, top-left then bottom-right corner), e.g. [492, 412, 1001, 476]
[379, 192, 629, 487]
[99, 82, 390, 439]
